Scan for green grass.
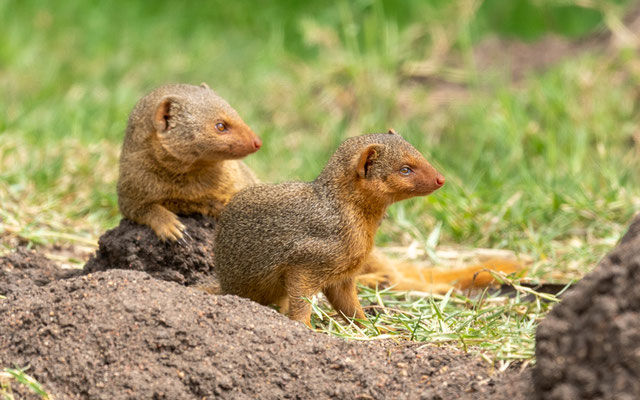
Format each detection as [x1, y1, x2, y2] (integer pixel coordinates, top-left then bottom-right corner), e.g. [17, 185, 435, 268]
[0, 367, 51, 400]
[311, 274, 571, 368]
[1, 0, 639, 365]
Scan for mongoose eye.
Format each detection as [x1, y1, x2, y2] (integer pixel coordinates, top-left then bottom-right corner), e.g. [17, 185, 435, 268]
[399, 166, 413, 176]
[215, 122, 227, 132]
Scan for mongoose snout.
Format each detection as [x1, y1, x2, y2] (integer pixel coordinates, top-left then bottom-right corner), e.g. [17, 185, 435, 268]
[411, 160, 445, 196]
[211, 119, 262, 159]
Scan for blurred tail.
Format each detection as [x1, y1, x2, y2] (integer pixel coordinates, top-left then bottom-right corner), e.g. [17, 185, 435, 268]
[357, 248, 523, 294]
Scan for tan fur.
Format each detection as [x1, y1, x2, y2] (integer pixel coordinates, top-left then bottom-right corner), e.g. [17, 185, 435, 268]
[117, 83, 261, 241]
[214, 132, 445, 327]
[357, 250, 523, 293]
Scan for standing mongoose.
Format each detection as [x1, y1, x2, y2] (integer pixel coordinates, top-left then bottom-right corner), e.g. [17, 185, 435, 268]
[214, 131, 445, 326]
[117, 83, 262, 241]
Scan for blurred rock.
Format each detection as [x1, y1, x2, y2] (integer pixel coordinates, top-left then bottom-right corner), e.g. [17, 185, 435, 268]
[534, 214, 640, 400]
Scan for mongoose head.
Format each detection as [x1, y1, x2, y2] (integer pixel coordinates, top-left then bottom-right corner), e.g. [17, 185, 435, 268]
[318, 130, 444, 205]
[130, 83, 262, 165]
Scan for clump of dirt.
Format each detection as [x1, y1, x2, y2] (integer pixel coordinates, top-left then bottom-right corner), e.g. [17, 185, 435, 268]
[0, 269, 531, 399]
[620, 214, 640, 245]
[83, 215, 218, 288]
[534, 214, 640, 400]
[0, 248, 69, 296]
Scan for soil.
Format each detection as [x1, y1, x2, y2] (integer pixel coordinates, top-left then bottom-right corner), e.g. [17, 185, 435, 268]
[0, 266, 533, 400]
[0, 247, 70, 296]
[83, 215, 219, 289]
[5, 212, 640, 399]
[533, 214, 640, 400]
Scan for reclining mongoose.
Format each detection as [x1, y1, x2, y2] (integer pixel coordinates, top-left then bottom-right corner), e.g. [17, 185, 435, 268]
[117, 83, 261, 241]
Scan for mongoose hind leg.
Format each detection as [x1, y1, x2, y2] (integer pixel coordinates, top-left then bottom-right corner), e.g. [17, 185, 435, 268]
[283, 270, 316, 328]
[136, 203, 186, 241]
[323, 278, 366, 326]
[287, 295, 312, 328]
[275, 296, 290, 315]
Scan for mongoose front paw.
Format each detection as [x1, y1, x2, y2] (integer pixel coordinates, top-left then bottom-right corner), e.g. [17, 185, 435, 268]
[152, 216, 186, 242]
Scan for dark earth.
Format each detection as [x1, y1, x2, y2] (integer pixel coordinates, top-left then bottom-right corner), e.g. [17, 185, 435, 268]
[1, 265, 532, 399]
[533, 215, 640, 400]
[84, 215, 219, 290]
[2, 213, 639, 399]
[0, 248, 66, 297]
[0, 216, 538, 400]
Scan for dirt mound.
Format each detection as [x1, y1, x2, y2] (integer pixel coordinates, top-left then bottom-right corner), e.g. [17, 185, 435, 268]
[83, 215, 218, 288]
[534, 214, 640, 400]
[0, 247, 68, 296]
[0, 269, 530, 399]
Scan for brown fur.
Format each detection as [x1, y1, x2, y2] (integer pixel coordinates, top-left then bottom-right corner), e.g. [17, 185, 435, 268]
[117, 83, 261, 241]
[214, 132, 445, 327]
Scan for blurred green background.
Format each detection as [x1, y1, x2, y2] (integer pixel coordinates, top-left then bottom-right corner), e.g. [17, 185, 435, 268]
[1, 0, 639, 280]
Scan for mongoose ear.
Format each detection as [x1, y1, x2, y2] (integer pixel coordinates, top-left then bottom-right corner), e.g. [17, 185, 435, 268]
[200, 82, 210, 90]
[356, 144, 383, 179]
[387, 128, 398, 135]
[153, 96, 182, 133]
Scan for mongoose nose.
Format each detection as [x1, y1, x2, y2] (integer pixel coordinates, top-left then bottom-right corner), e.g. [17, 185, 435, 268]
[253, 137, 262, 150]
[435, 175, 445, 187]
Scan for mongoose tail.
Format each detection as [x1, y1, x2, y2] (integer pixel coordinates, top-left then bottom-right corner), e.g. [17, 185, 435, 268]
[358, 250, 524, 294]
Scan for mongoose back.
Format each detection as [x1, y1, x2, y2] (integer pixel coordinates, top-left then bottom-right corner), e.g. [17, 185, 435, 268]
[118, 83, 262, 241]
[214, 131, 445, 326]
